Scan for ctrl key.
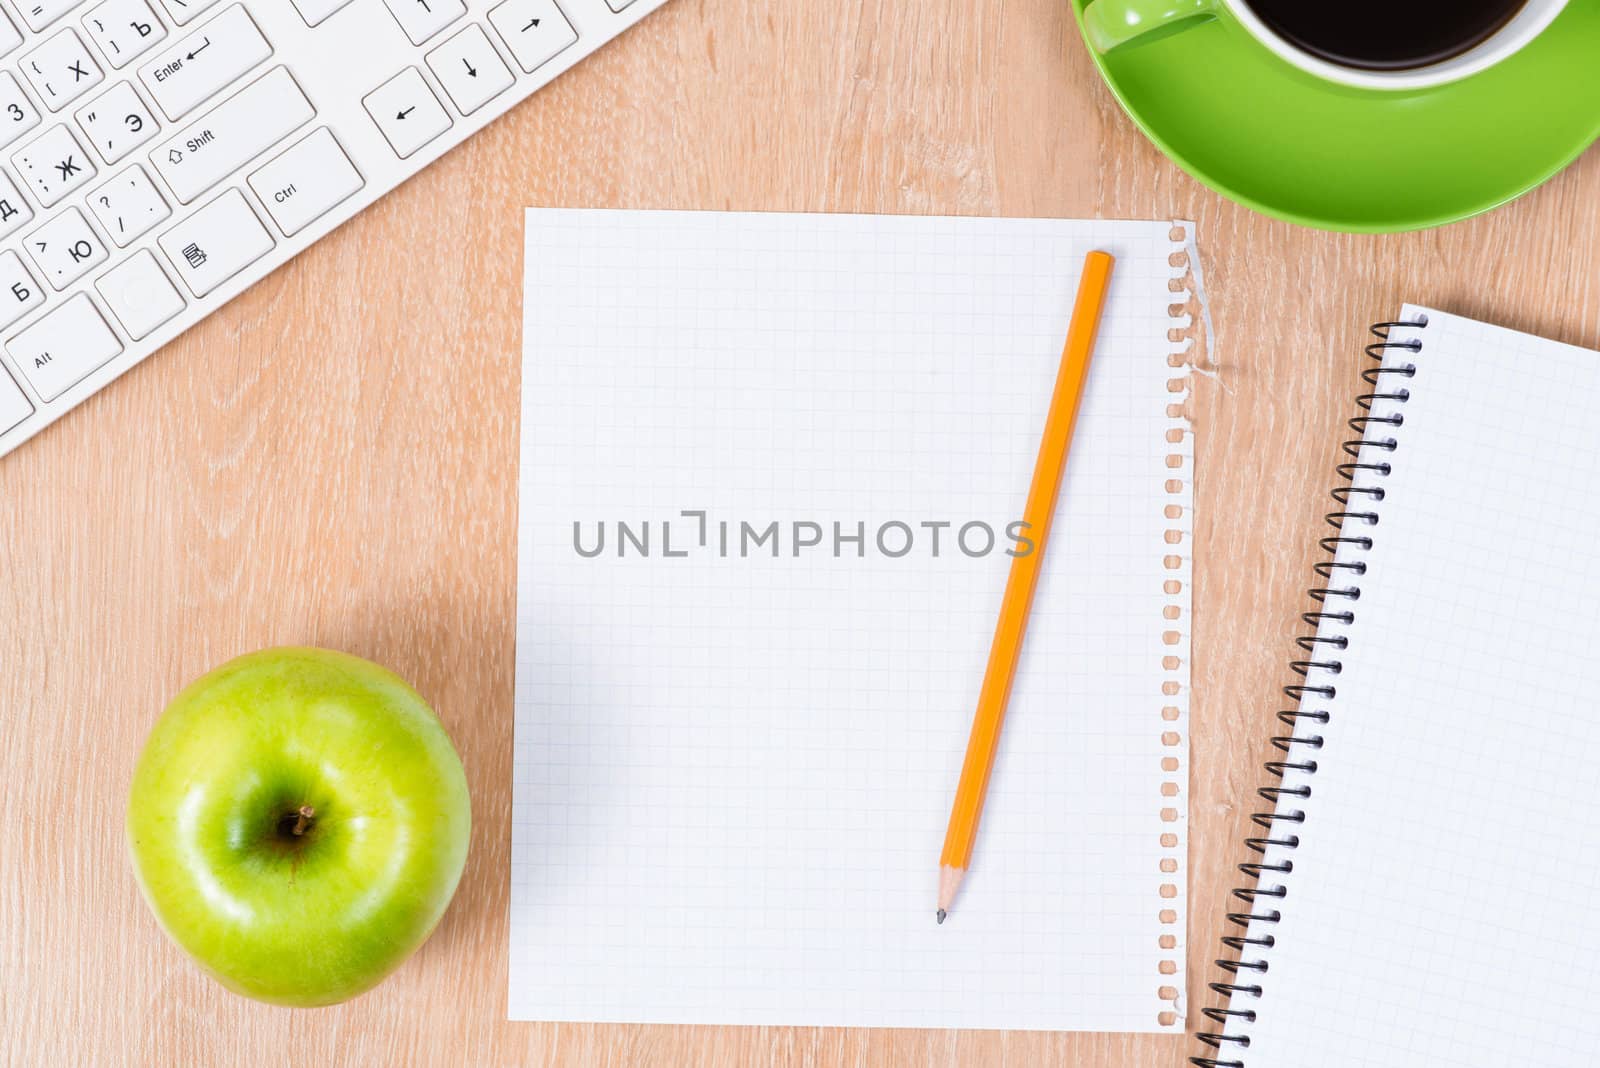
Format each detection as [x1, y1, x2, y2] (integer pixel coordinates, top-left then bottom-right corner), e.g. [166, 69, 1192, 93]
[7, 293, 123, 401]
[248, 127, 364, 237]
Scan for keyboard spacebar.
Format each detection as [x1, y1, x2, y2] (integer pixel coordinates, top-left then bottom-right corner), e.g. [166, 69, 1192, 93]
[150, 67, 314, 204]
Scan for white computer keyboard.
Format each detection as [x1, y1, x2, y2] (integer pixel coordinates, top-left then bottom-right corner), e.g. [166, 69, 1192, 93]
[0, 0, 667, 458]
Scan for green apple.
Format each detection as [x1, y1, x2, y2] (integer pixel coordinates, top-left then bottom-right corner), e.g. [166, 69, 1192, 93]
[126, 647, 471, 1007]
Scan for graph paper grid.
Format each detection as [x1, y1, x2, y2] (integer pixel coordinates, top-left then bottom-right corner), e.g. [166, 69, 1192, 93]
[1226, 306, 1600, 1066]
[510, 210, 1194, 1030]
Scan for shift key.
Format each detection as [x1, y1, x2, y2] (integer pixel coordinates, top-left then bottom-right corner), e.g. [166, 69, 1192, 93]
[139, 5, 272, 121]
[151, 66, 313, 203]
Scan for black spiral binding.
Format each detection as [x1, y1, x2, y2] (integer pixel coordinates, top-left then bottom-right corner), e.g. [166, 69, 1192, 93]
[1190, 318, 1425, 1067]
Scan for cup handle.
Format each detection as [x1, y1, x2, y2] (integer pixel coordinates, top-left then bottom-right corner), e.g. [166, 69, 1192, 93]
[1081, 0, 1219, 54]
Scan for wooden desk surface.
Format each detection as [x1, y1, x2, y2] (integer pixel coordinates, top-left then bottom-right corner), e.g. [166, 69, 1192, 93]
[5, 0, 1600, 1064]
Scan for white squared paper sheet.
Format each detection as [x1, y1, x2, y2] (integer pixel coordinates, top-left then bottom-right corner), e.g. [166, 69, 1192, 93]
[511, 210, 1193, 1031]
[1231, 307, 1600, 1066]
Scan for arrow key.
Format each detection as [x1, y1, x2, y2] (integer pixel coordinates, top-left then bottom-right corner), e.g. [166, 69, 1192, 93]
[362, 67, 450, 159]
[426, 25, 512, 116]
[488, 0, 576, 74]
[381, 0, 464, 45]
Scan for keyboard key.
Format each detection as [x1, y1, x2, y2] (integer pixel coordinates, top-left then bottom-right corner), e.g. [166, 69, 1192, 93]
[13, 124, 96, 206]
[0, 170, 33, 239]
[0, 9, 24, 58]
[153, 0, 217, 26]
[139, 5, 270, 120]
[381, 0, 464, 46]
[86, 163, 168, 244]
[17, 0, 89, 34]
[26, 205, 107, 288]
[289, 0, 352, 27]
[95, 248, 182, 338]
[247, 126, 362, 236]
[603, 0, 634, 10]
[487, 0, 576, 73]
[157, 186, 271, 296]
[0, 363, 31, 433]
[8, 293, 120, 399]
[22, 28, 105, 111]
[82, 0, 168, 68]
[76, 80, 159, 162]
[150, 66, 311, 203]
[427, 25, 513, 115]
[0, 73, 43, 150]
[362, 67, 450, 159]
[0, 250, 44, 328]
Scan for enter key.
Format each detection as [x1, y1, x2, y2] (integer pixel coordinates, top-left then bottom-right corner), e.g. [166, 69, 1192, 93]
[150, 65, 313, 204]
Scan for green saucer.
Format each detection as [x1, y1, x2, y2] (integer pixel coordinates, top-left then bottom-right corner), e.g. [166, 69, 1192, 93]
[1073, 1, 1600, 232]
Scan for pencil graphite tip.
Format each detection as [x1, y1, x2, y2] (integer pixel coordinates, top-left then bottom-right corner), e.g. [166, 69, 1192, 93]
[936, 909, 946, 925]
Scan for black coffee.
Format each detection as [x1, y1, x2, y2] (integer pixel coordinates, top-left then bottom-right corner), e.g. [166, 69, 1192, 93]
[1244, 0, 1529, 71]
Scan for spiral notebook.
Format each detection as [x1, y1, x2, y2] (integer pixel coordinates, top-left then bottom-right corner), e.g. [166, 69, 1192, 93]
[511, 210, 1197, 1030]
[1196, 307, 1600, 1067]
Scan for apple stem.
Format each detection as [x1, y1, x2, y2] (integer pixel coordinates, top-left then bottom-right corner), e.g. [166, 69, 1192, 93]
[291, 805, 315, 836]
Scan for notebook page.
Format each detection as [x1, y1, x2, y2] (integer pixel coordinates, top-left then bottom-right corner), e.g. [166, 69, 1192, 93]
[511, 210, 1192, 1030]
[1234, 307, 1600, 1066]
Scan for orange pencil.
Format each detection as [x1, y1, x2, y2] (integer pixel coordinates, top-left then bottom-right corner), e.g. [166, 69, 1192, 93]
[937, 250, 1115, 923]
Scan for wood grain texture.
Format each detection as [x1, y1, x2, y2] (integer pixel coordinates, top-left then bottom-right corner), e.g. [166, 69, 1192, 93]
[4, 0, 1600, 1063]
